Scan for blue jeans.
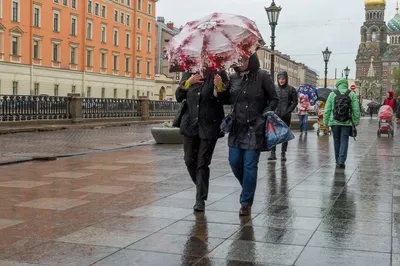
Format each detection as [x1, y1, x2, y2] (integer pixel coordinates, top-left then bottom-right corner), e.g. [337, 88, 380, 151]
[299, 115, 308, 132]
[229, 147, 261, 206]
[331, 126, 352, 164]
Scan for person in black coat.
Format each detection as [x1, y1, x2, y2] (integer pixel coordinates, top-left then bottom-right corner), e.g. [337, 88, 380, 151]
[268, 71, 298, 161]
[175, 70, 229, 212]
[214, 53, 279, 216]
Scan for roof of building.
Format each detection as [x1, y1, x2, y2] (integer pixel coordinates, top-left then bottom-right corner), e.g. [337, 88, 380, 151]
[365, 0, 386, 8]
[388, 3, 400, 32]
[156, 17, 180, 36]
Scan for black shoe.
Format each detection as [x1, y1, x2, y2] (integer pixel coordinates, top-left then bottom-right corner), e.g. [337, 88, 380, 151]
[268, 152, 277, 161]
[281, 153, 287, 162]
[336, 163, 345, 169]
[239, 204, 251, 216]
[193, 200, 205, 212]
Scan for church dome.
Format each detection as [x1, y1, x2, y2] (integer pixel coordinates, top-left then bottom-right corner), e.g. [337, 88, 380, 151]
[365, 0, 386, 8]
[388, 13, 400, 32]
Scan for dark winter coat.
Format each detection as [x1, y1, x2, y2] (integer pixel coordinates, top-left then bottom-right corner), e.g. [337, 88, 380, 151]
[275, 71, 298, 120]
[175, 71, 229, 140]
[221, 54, 279, 151]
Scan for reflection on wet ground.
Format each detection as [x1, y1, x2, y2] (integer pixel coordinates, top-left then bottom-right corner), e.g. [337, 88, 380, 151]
[0, 118, 399, 265]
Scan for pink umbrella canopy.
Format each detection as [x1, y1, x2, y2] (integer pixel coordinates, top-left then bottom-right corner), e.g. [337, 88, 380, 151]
[166, 12, 265, 73]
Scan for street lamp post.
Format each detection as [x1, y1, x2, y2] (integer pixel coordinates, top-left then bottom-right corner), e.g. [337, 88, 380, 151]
[322, 47, 332, 88]
[344, 66, 350, 80]
[265, 0, 282, 85]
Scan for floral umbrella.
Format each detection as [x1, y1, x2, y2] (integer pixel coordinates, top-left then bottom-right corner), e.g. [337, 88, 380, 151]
[298, 84, 318, 106]
[166, 13, 265, 73]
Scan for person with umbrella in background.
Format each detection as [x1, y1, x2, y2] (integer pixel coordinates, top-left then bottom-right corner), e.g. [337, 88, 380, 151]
[268, 71, 298, 162]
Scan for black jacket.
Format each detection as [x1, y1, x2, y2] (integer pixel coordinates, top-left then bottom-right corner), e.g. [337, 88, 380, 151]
[221, 54, 279, 151]
[175, 71, 229, 140]
[275, 71, 298, 120]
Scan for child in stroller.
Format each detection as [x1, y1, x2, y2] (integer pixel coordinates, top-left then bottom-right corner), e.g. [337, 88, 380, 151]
[377, 105, 394, 137]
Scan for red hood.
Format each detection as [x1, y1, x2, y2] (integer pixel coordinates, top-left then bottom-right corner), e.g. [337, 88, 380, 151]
[388, 91, 395, 99]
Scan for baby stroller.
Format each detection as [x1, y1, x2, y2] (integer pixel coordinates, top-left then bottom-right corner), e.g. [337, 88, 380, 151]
[316, 103, 331, 136]
[377, 105, 394, 137]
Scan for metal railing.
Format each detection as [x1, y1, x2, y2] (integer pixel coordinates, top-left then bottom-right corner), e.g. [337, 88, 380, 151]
[0, 95, 71, 121]
[149, 100, 180, 117]
[82, 98, 141, 119]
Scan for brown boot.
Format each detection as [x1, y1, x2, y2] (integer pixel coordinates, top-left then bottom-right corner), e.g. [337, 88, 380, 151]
[239, 204, 251, 216]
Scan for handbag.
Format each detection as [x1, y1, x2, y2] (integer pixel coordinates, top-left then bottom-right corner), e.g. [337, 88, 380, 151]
[220, 87, 246, 133]
[172, 100, 187, 128]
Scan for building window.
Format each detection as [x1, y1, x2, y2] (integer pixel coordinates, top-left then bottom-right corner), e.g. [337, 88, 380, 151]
[101, 25, 106, 42]
[54, 84, 59, 96]
[33, 40, 39, 59]
[33, 7, 40, 27]
[114, 10, 118, 22]
[125, 57, 130, 72]
[113, 55, 118, 70]
[63, 0, 68, 6]
[71, 17, 78, 36]
[71, 0, 77, 9]
[53, 43, 59, 61]
[87, 87, 91, 97]
[101, 5, 106, 18]
[137, 36, 141, 51]
[101, 87, 105, 98]
[87, 21, 92, 40]
[147, 22, 151, 32]
[126, 32, 130, 48]
[147, 39, 151, 53]
[53, 12, 60, 32]
[71, 85, 76, 93]
[146, 61, 151, 75]
[148, 3, 152, 14]
[126, 14, 130, 26]
[12, 36, 18, 56]
[70, 47, 76, 64]
[86, 50, 92, 66]
[127, 0, 131, 6]
[113, 29, 118, 45]
[113, 88, 117, 98]
[136, 59, 141, 73]
[120, 12, 124, 24]
[138, 0, 142, 10]
[121, 0, 125, 4]
[126, 89, 129, 99]
[88, 0, 92, 13]
[94, 3, 99, 16]
[12, 1, 19, 22]
[137, 18, 141, 29]
[12, 81, 18, 95]
[101, 53, 106, 68]
[54, 0, 59, 3]
[34, 83, 39, 95]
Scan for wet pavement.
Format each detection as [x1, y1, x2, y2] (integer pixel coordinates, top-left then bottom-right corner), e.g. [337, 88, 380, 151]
[0, 117, 399, 265]
[0, 123, 158, 164]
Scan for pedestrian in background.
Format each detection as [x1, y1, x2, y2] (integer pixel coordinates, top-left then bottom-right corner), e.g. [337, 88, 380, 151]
[323, 78, 360, 169]
[268, 71, 298, 162]
[298, 93, 310, 134]
[215, 53, 279, 216]
[383, 91, 396, 112]
[175, 70, 229, 212]
[396, 96, 400, 124]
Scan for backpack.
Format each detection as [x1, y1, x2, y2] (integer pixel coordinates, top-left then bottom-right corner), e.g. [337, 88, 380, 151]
[333, 90, 352, 122]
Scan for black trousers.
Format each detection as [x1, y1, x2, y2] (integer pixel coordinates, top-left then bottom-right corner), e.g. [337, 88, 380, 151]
[183, 136, 217, 201]
[271, 116, 291, 153]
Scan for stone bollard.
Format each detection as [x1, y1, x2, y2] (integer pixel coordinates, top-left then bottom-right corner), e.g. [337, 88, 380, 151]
[69, 95, 83, 120]
[139, 98, 150, 121]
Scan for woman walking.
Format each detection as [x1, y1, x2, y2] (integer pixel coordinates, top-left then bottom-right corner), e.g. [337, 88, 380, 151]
[175, 71, 228, 212]
[298, 93, 310, 134]
[215, 53, 279, 216]
[396, 96, 400, 124]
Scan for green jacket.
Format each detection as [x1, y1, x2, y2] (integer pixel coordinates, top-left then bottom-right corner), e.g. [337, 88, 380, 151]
[323, 78, 360, 126]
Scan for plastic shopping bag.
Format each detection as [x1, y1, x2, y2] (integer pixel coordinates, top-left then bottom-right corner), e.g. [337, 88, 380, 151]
[265, 111, 295, 151]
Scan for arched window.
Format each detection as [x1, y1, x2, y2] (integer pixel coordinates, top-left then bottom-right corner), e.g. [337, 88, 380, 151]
[159, 86, 166, 101]
[372, 31, 377, 42]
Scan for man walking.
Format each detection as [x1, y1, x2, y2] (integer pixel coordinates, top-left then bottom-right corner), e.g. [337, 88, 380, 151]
[268, 71, 298, 162]
[323, 78, 360, 169]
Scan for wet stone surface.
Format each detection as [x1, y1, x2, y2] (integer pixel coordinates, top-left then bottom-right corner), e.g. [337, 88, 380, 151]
[0, 118, 399, 265]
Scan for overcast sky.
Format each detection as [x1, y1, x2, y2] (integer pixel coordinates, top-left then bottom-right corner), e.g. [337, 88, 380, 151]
[157, 0, 399, 80]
